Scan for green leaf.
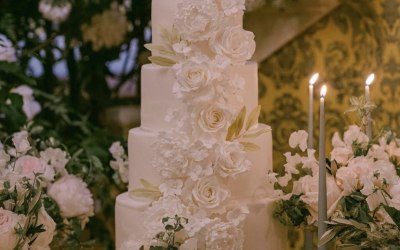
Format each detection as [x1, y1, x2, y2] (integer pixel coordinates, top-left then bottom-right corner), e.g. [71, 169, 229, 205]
[318, 228, 337, 247]
[148, 56, 176, 67]
[245, 105, 261, 131]
[226, 106, 246, 141]
[239, 141, 260, 151]
[383, 205, 400, 228]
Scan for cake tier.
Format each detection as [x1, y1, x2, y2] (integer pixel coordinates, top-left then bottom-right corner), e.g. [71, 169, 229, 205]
[115, 193, 287, 250]
[128, 124, 272, 200]
[141, 62, 259, 131]
[151, 0, 243, 49]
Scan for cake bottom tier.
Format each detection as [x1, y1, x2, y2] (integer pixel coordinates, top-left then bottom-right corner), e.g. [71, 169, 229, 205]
[115, 192, 287, 250]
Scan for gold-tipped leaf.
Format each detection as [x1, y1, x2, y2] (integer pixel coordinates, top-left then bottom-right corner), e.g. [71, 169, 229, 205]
[130, 179, 162, 200]
[240, 141, 260, 151]
[148, 56, 176, 67]
[242, 127, 270, 138]
[226, 106, 246, 141]
[245, 105, 261, 131]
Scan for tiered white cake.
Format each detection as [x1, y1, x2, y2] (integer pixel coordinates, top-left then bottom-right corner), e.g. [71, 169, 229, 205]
[115, 0, 287, 249]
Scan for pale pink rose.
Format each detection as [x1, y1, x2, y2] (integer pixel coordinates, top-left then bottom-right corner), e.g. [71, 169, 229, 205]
[47, 175, 94, 219]
[0, 208, 24, 250]
[14, 156, 54, 182]
[30, 208, 56, 250]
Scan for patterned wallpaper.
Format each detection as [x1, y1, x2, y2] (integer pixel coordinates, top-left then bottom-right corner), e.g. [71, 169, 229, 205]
[259, 0, 400, 170]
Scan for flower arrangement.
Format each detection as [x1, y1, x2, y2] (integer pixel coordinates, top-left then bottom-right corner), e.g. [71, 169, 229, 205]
[0, 130, 95, 249]
[270, 97, 400, 249]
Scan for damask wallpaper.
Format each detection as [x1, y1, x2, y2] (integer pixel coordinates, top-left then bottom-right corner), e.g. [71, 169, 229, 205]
[259, 0, 400, 170]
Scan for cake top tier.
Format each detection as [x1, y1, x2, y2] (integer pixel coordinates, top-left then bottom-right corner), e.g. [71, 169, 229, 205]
[151, 0, 244, 46]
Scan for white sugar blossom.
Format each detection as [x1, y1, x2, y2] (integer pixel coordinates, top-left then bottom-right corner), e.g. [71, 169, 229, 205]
[30, 208, 56, 250]
[159, 179, 184, 196]
[12, 85, 42, 120]
[210, 26, 255, 64]
[226, 205, 249, 226]
[39, 0, 72, 23]
[40, 148, 69, 176]
[219, 0, 245, 15]
[109, 142, 129, 183]
[0, 208, 25, 250]
[206, 221, 244, 250]
[215, 141, 251, 178]
[172, 40, 192, 56]
[191, 176, 230, 209]
[47, 175, 94, 219]
[12, 131, 31, 153]
[175, 0, 221, 41]
[173, 58, 216, 103]
[0, 35, 17, 62]
[288, 130, 308, 152]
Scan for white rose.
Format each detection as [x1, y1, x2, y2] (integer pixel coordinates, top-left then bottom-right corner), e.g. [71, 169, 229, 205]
[47, 175, 94, 218]
[0, 208, 24, 250]
[0, 35, 17, 62]
[206, 222, 244, 250]
[288, 130, 308, 152]
[30, 208, 56, 250]
[14, 155, 54, 182]
[12, 85, 41, 120]
[12, 131, 31, 153]
[40, 148, 69, 176]
[175, 0, 221, 41]
[192, 176, 229, 209]
[193, 102, 232, 135]
[219, 0, 245, 15]
[293, 174, 342, 224]
[173, 58, 216, 103]
[215, 141, 250, 178]
[210, 26, 255, 64]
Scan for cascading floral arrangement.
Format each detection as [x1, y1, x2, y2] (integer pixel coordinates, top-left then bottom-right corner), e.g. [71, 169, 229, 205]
[270, 96, 400, 249]
[0, 130, 95, 249]
[118, 0, 269, 249]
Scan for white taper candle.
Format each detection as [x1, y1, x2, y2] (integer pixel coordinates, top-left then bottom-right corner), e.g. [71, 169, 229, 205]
[365, 73, 375, 140]
[318, 85, 327, 250]
[308, 73, 319, 149]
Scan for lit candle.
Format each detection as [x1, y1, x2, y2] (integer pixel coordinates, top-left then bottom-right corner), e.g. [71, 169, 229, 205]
[365, 73, 375, 140]
[308, 73, 319, 149]
[318, 85, 327, 250]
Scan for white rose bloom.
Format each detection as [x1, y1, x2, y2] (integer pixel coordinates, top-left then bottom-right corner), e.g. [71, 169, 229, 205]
[173, 58, 216, 103]
[292, 174, 342, 224]
[30, 208, 56, 250]
[192, 102, 232, 135]
[206, 222, 244, 250]
[12, 85, 42, 120]
[288, 130, 308, 152]
[14, 155, 55, 182]
[219, 0, 245, 15]
[40, 148, 69, 176]
[47, 175, 94, 218]
[0, 208, 24, 250]
[210, 26, 255, 64]
[215, 141, 251, 178]
[12, 131, 31, 153]
[0, 35, 17, 62]
[39, 0, 71, 22]
[192, 176, 229, 209]
[175, 0, 221, 41]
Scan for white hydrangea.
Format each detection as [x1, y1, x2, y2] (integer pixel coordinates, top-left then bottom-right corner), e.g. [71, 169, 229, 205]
[39, 0, 72, 23]
[215, 141, 251, 178]
[47, 175, 94, 219]
[0, 35, 17, 62]
[206, 221, 244, 250]
[11, 85, 42, 120]
[175, 0, 221, 42]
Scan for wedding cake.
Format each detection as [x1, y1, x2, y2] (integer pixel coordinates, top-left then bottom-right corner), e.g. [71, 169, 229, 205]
[115, 0, 287, 249]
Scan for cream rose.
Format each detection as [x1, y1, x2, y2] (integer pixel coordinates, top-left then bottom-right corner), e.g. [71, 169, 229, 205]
[215, 141, 251, 178]
[0, 208, 24, 250]
[14, 155, 54, 182]
[195, 103, 231, 134]
[175, 0, 221, 41]
[192, 176, 229, 209]
[210, 26, 255, 64]
[30, 208, 56, 250]
[206, 222, 244, 250]
[47, 175, 94, 218]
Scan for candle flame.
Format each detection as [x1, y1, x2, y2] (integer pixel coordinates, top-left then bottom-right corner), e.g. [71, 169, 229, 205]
[309, 73, 319, 85]
[320, 85, 327, 97]
[365, 73, 375, 86]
